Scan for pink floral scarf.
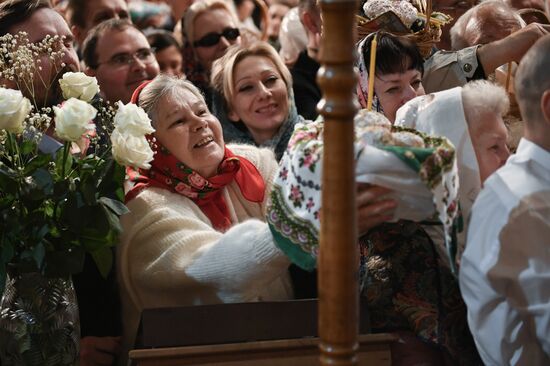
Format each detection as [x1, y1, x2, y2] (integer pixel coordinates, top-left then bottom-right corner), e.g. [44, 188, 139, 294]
[125, 81, 266, 232]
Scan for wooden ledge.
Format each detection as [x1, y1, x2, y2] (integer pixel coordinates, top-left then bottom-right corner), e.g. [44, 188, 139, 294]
[129, 333, 397, 366]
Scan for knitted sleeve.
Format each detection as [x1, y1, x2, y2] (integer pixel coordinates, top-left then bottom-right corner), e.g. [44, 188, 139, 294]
[119, 187, 290, 307]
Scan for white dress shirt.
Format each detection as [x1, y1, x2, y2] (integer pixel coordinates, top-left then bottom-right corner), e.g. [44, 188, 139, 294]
[460, 138, 550, 365]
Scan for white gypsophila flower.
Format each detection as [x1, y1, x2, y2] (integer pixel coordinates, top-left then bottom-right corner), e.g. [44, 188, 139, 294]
[59, 72, 100, 102]
[110, 129, 154, 169]
[0, 87, 32, 133]
[53, 98, 97, 142]
[113, 101, 155, 136]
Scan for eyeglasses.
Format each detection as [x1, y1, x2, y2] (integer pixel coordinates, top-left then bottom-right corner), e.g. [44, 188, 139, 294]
[193, 27, 240, 48]
[95, 48, 156, 68]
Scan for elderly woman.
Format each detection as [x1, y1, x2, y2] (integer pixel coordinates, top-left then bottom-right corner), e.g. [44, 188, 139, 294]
[366, 79, 510, 364]
[397, 80, 510, 239]
[356, 32, 426, 123]
[211, 41, 304, 161]
[116, 75, 293, 361]
[181, 0, 241, 104]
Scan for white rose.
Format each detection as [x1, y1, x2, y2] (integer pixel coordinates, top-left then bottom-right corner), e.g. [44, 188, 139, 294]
[111, 129, 154, 169]
[53, 98, 97, 142]
[59, 72, 100, 102]
[113, 101, 155, 136]
[0, 87, 32, 133]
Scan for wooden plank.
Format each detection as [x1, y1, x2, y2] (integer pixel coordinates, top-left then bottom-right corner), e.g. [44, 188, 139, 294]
[130, 334, 396, 366]
[134, 299, 370, 349]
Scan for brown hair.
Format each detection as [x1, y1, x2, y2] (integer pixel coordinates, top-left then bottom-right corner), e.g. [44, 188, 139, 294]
[81, 18, 136, 69]
[0, 0, 51, 36]
[65, 0, 88, 27]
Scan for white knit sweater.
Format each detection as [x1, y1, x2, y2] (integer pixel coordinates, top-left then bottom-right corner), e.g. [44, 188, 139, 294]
[117, 145, 293, 360]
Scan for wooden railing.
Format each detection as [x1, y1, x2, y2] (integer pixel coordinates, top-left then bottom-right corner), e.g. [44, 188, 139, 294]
[317, 0, 360, 365]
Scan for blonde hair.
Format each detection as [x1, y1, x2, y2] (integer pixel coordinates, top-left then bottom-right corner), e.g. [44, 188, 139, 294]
[211, 41, 292, 107]
[183, 0, 239, 44]
[138, 74, 205, 124]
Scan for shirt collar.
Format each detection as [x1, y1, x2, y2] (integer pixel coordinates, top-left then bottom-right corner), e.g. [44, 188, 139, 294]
[514, 138, 550, 171]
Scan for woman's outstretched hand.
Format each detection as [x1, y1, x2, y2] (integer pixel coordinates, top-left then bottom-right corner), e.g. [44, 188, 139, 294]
[356, 183, 397, 236]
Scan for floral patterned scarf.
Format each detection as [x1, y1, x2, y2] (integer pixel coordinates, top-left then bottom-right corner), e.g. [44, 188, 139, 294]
[125, 81, 266, 232]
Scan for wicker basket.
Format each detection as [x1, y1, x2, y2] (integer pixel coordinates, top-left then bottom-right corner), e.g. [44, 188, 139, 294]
[357, 0, 451, 58]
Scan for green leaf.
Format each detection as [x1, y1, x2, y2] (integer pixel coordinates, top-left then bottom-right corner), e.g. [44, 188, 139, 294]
[80, 177, 97, 205]
[19, 168, 54, 201]
[0, 164, 18, 192]
[32, 242, 46, 269]
[96, 158, 126, 200]
[80, 205, 120, 244]
[100, 203, 123, 234]
[53, 180, 70, 200]
[91, 247, 113, 278]
[55, 145, 73, 177]
[95, 157, 113, 189]
[99, 196, 129, 216]
[23, 153, 51, 175]
[60, 191, 89, 230]
[81, 237, 107, 252]
[36, 224, 50, 239]
[43, 201, 54, 218]
[19, 139, 37, 155]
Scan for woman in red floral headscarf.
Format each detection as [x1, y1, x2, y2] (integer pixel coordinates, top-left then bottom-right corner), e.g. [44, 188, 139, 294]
[116, 75, 293, 362]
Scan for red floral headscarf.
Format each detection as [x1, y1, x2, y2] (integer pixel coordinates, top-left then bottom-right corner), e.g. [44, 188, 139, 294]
[125, 80, 265, 232]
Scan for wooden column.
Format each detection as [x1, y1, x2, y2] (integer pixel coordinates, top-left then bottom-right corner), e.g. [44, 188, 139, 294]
[317, 0, 359, 365]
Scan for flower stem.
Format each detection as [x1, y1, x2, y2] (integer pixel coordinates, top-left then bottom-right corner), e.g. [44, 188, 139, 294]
[61, 142, 70, 178]
[6, 132, 22, 170]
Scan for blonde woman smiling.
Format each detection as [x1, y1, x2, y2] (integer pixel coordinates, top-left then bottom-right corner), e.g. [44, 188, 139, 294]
[211, 41, 306, 161]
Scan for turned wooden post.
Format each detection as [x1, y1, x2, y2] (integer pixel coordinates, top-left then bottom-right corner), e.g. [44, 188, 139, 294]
[317, 0, 359, 365]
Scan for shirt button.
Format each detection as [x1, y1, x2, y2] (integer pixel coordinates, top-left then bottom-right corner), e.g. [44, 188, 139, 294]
[463, 63, 473, 72]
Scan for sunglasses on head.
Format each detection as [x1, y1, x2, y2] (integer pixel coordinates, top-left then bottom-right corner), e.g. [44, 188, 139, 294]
[193, 27, 240, 48]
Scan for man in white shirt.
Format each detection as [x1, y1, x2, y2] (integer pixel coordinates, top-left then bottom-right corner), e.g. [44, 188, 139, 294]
[459, 35, 550, 365]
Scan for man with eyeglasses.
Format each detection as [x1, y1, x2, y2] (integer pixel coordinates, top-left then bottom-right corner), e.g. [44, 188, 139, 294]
[82, 18, 160, 105]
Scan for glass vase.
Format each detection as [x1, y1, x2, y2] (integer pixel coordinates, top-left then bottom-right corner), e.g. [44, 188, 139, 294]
[0, 270, 80, 366]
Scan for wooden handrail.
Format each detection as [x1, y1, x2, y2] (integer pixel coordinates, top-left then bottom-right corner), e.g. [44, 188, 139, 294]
[317, 0, 359, 364]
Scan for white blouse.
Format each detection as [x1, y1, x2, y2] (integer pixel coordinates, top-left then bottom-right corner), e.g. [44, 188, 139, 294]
[460, 138, 550, 365]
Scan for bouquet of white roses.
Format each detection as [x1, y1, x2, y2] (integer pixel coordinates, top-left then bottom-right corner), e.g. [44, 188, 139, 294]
[0, 32, 154, 291]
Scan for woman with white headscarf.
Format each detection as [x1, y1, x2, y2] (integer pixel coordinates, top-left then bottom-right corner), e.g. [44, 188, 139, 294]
[395, 79, 511, 262]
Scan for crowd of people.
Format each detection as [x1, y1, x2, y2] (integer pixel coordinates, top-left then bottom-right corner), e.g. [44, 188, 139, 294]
[0, 0, 549, 364]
